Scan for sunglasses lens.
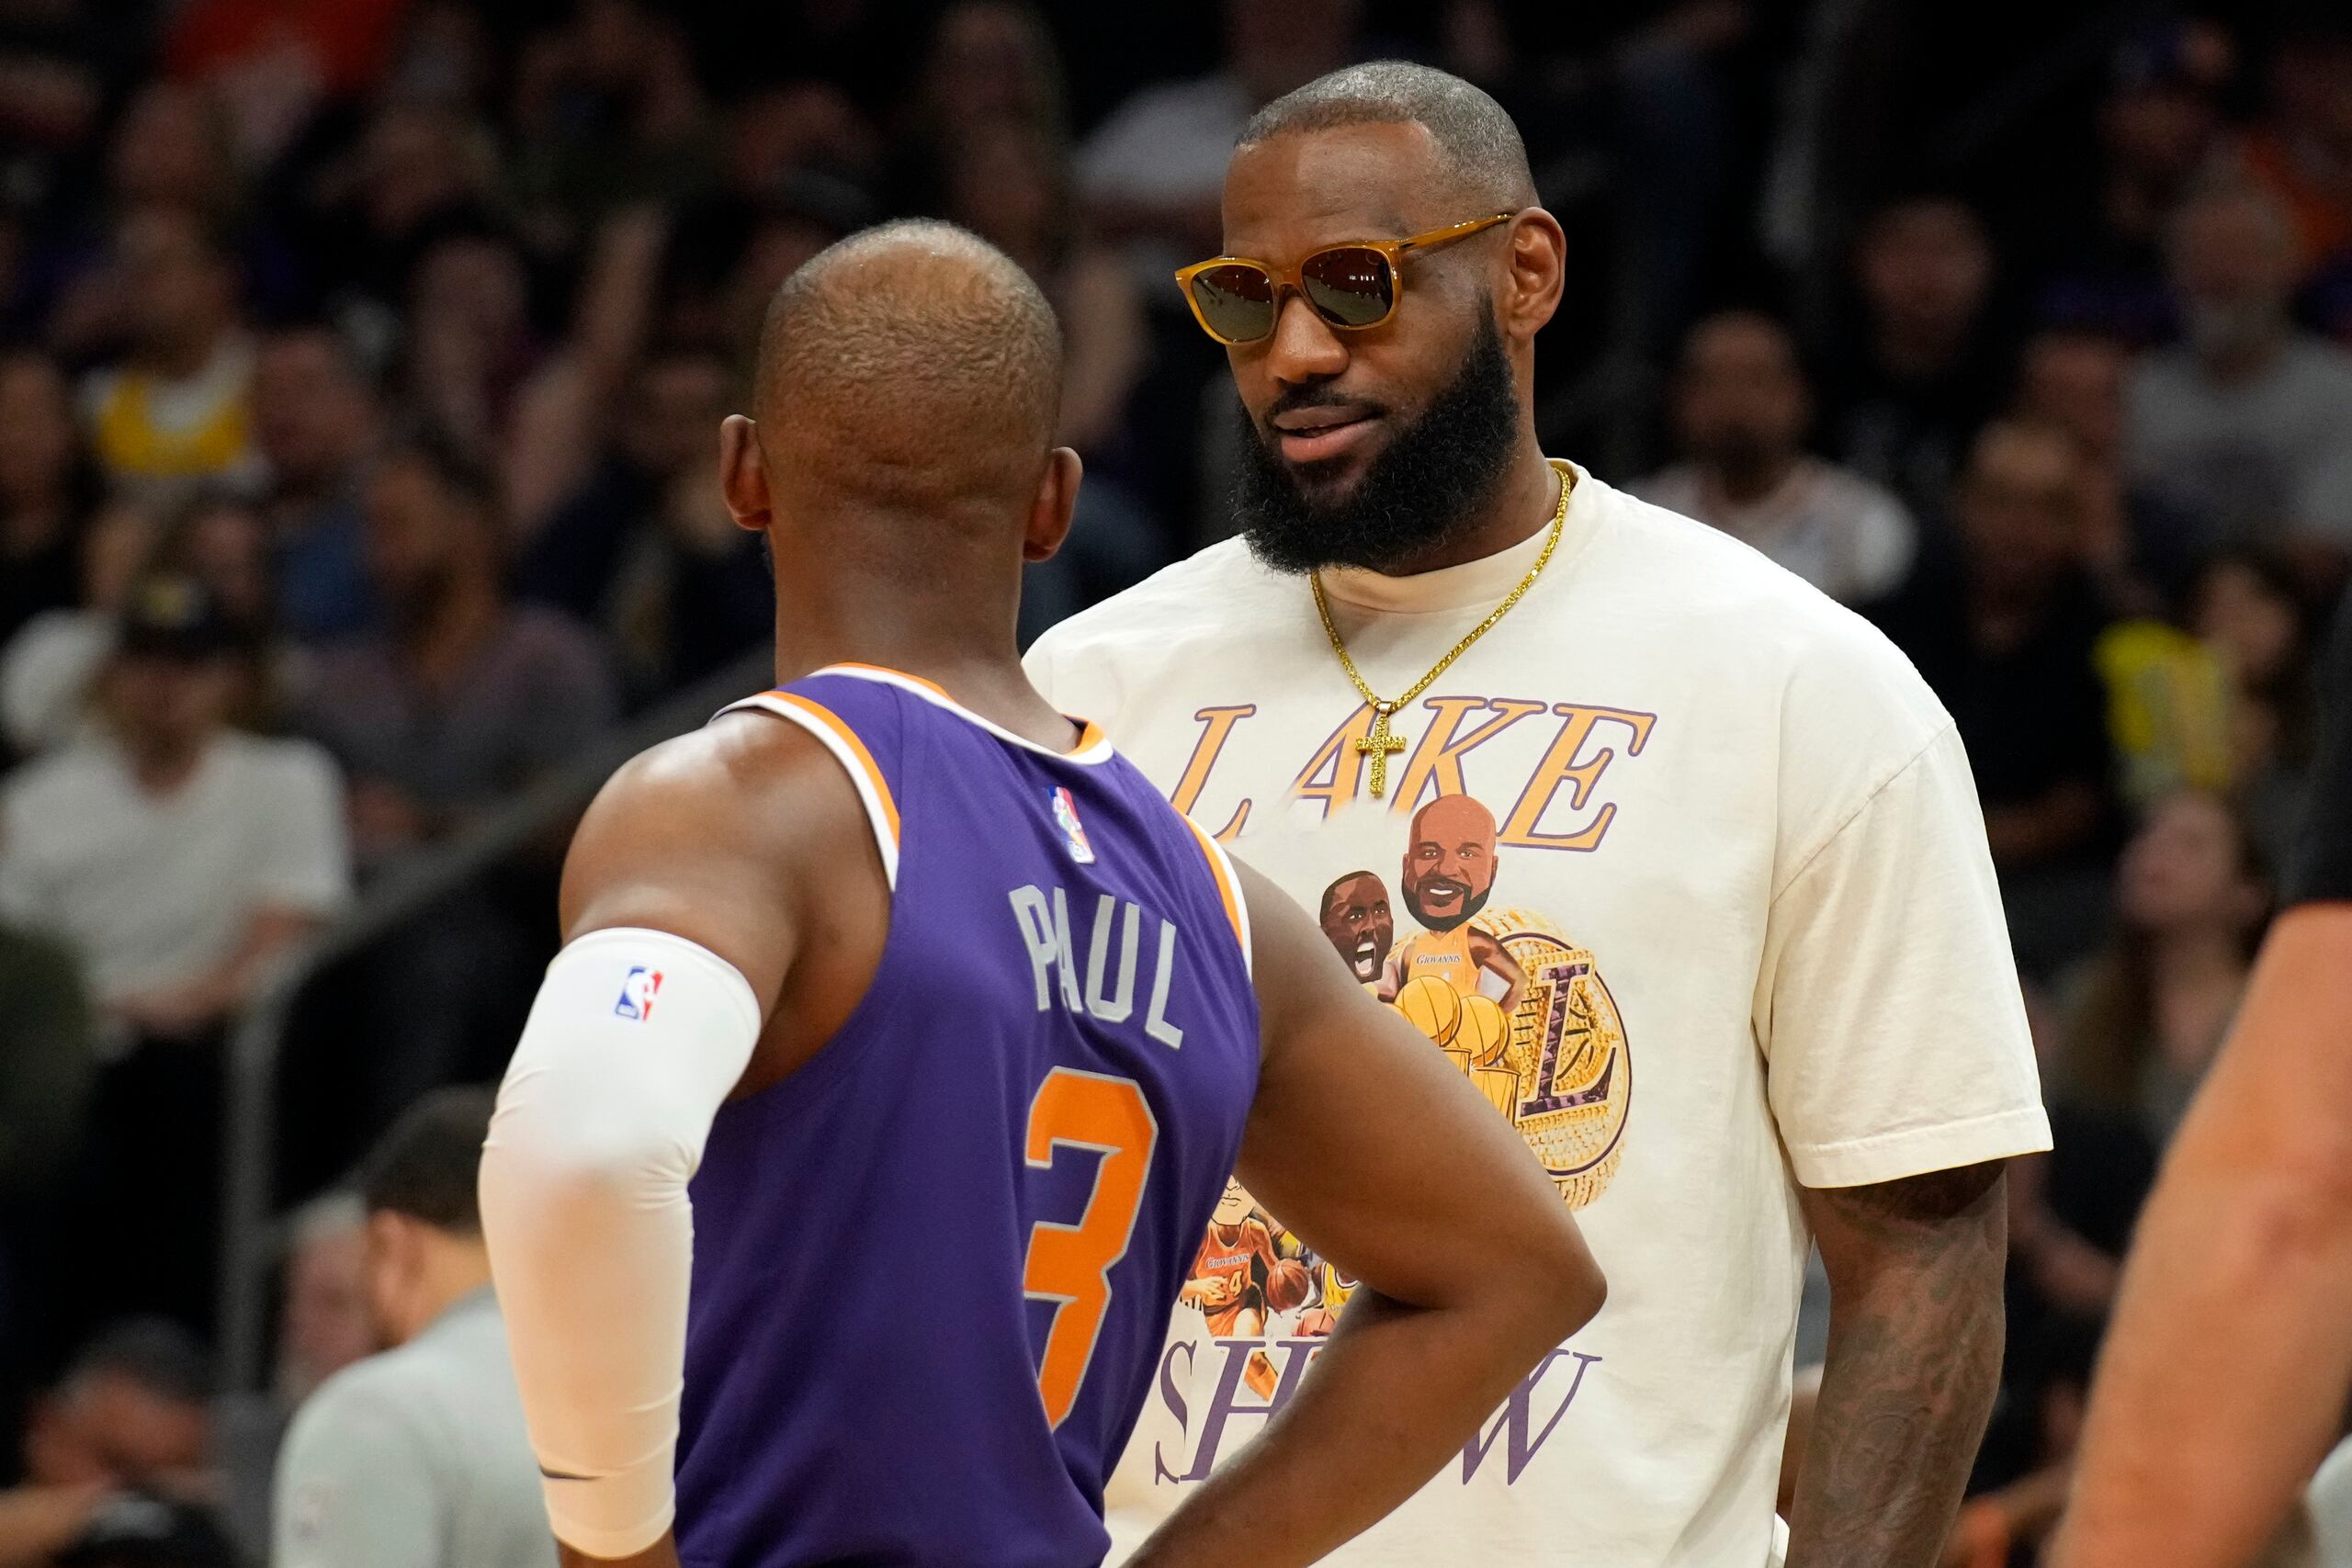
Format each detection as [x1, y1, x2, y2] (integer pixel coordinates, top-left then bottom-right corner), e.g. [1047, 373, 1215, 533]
[1301, 247, 1396, 328]
[1188, 264, 1277, 342]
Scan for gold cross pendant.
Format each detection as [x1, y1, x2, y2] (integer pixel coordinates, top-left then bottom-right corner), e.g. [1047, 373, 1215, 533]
[1355, 705, 1407, 799]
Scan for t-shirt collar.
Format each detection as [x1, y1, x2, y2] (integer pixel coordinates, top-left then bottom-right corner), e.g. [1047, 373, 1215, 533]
[1316, 459, 1600, 615]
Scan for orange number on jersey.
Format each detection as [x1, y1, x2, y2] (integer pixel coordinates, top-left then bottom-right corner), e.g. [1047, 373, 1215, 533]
[1022, 1068, 1159, 1429]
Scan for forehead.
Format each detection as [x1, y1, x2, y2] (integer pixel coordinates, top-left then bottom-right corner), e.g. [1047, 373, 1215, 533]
[1221, 122, 1463, 258]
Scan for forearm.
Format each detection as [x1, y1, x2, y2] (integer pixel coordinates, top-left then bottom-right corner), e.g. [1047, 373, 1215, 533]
[1128, 1285, 1573, 1568]
[1790, 1166, 2007, 1568]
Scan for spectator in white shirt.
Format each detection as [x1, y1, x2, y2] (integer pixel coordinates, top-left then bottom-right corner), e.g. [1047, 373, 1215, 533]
[2125, 181, 2352, 558]
[1636, 310, 1920, 605]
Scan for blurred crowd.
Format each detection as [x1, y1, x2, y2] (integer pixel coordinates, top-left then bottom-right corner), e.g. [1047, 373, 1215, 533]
[0, 0, 2348, 1563]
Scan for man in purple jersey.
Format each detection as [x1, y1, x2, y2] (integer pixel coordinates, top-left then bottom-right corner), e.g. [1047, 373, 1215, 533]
[477, 220, 1602, 1568]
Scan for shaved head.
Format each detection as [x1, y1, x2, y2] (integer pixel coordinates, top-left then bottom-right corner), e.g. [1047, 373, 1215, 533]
[1239, 62, 1537, 211]
[753, 220, 1062, 519]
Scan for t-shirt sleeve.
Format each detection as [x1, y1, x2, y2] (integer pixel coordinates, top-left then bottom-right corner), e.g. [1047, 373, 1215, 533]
[250, 746, 354, 914]
[2288, 590, 2352, 907]
[273, 1378, 446, 1568]
[1756, 723, 2052, 1187]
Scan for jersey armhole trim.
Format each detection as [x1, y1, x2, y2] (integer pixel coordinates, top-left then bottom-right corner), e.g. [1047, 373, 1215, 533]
[1180, 815, 1251, 979]
[718, 692, 901, 890]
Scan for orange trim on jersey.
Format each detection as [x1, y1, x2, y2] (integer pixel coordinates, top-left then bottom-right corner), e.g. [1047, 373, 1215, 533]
[771, 692, 901, 845]
[831, 660, 951, 699]
[1181, 815, 1248, 959]
[1072, 721, 1107, 754]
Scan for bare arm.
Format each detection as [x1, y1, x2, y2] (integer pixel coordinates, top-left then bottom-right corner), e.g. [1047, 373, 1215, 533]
[1787, 1161, 2007, 1568]
[1129, 863, 1604, 1568]
[2049, 903, 2352, 1568]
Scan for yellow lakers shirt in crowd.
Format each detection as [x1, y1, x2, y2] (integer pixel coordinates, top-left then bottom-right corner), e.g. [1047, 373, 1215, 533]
[1026, 464, 2052, 1567]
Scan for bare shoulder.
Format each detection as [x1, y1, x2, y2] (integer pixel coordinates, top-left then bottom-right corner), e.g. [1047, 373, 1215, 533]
[560, 711, 876, 998]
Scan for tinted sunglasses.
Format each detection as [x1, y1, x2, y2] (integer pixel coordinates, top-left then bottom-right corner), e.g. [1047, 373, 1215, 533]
[1174, 211, 1521, 345]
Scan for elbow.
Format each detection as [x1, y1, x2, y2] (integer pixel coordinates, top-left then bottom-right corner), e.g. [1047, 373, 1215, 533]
[1514, 1217, 1607, 1344]
[480, 1091, 691, 1235]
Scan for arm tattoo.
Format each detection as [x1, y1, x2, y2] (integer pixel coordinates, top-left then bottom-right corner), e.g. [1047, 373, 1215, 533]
[1788, 1162, 2007, 1568]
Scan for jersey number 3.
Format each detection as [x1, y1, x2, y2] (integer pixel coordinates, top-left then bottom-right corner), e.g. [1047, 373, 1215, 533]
[1023, 1068, 1159, 1428]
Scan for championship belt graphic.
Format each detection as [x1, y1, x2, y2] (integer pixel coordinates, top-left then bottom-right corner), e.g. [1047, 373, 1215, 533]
[1475, 908, 1632, 1210]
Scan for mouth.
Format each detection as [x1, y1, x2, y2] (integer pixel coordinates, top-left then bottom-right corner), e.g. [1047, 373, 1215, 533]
[1419, 878, 1467, 908]
[1271, 403, 1382, 466]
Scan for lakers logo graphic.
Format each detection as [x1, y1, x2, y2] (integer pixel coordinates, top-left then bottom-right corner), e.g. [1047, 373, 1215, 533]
[1478, 908, 1631, 1209]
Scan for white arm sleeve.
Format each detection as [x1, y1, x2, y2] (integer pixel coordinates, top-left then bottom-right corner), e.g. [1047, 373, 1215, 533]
[478, 926, 763, 1560]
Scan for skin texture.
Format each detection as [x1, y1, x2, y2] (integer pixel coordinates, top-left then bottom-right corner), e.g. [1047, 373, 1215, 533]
[2048, 903, 2352, 1568]
[544, 226, 1602, 1568]
[1216, 121, 1565, 575]
[1223, 120, 2016, 1568]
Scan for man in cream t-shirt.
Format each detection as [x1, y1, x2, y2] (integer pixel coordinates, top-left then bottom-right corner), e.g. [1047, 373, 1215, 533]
[1027, 62, 2049, 1568]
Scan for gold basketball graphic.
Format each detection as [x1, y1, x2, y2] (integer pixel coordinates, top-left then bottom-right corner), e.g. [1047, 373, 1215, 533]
[1473, 908, 1633, 1211]
[1394, 975, 1463, 1046]
[1455, 993, 1511, 1066]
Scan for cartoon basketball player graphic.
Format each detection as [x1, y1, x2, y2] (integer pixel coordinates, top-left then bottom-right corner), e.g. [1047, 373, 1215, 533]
[1179, 1176, 1280, 1337]
[1317, 870, 1395, 987]
[1379, 794, 1528, 1016]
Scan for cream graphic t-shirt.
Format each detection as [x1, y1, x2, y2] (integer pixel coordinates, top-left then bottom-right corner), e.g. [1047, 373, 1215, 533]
[1025, 465, 2052, 1567]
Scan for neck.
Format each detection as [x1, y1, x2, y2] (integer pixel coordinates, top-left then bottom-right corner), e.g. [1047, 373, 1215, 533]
[401, 574, 502, 685]
[398, 1240, 492, 1346]
[124, 731, 208, 795]
[1707, 450, 1799, 507]
[1374, 436, 1563, 577]
[2150, 926, 2246, 987]
[771, 547, 1074, 749]
[2, 494, 69, 553]
[1875, 318, 1966, 382]
[144, 327, 220, 382]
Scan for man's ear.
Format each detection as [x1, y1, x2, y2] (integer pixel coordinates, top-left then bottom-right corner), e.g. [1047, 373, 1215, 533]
[718, 414, 772, 533]
[1499, 208, 1567, 344]
[1023, 446, 1083, 563]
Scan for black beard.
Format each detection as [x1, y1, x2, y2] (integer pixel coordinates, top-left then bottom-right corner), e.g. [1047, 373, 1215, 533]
[1407, 884, 1491, 933]
[1233, 311, 1521, 575]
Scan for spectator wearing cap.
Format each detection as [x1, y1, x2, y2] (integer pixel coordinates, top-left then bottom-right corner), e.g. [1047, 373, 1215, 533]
[0, 1319, 219, 1567]
[2124, 181, 2352, 561]
[273, 1089, 554, 1568]
[1636, 310, 1918, 607]
[0, 574, 349, 1041]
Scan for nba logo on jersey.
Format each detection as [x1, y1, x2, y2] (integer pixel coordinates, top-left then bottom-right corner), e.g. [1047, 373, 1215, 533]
[615, 965, 662, 1021]
[1050, 786, 1095, 863]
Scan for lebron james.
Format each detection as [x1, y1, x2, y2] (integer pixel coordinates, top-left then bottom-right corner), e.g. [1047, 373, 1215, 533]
[1028, 62, 2051, 1568]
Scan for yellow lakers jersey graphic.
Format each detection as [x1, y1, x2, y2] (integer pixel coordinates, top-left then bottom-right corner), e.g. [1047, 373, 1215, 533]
[1396, 923, 1479, 992]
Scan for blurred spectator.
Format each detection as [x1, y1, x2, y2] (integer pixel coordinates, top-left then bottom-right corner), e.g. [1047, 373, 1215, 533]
[0, 351, 95, 651]
[0, 576, 347, 1039]
[104, 84, 238, 222]
[1822, 195, 2009, 523]
[2236, 14, 2352, 299]
[509, 0, 720, 253]
[2062, 791, 2267, 1145]
[273, 1089, 552, 1568]
[300, 101, 498, 321]
[2124, 182, 2352, 558]
[1877, 421, 2116, 975]
[519, 344, 769, 701]
[164, 0, 411, 174]
[53, 1492, 237, 1568]
[2192, 550, 2324, 867]
[2037, 21, 2236, 344]
[1, 503, 158, 760]
[214, 1192, 369, 1559]
[1080, 0, 1362, 272]
[298, 437, 614, 866]
[74, 206, 258, 498]
[0, 1320, 215, 1566]
[2016, 327, 2215, 608]
[252, 325, 382, 644]
[1635, 310, 1917, 605]
[889, 1, 1067, 213]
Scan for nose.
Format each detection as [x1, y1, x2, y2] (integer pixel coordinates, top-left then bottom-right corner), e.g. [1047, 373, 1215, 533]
[1261, 290, 1349, 387]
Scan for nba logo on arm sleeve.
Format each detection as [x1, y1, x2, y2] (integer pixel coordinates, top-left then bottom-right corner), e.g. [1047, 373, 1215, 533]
[615, 965, 663, 1021]
[1051, 787, 1096, 864]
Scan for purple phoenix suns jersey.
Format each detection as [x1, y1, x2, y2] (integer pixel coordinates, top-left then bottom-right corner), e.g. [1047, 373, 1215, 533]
[677, 664, 1261, 1567]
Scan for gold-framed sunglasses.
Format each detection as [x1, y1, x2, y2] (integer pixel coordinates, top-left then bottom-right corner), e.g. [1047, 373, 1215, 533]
[1173, 210, 1521, 346]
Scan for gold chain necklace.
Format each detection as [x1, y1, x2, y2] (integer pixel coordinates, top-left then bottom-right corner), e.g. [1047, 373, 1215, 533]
[1311, 461, 1574, 799]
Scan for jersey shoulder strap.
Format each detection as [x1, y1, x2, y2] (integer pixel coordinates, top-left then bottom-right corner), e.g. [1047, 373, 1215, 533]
[715, 670, 910, 890]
